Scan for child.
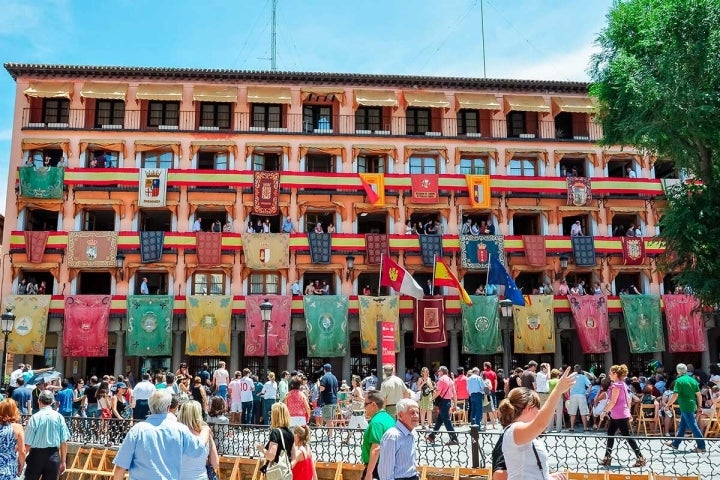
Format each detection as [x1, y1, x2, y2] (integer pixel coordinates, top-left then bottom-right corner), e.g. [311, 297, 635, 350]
[291, 425, 318, 480]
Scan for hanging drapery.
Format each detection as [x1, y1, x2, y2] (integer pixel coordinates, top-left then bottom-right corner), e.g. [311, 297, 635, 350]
[185, 295, 233, 356]
[18, 166, 65, 199]
[126, 295, 174, 357]
[241, 233, 290, 270]
[244, 295, 292, 357]
[24, 231, 49, 263]
[358, 295, 400, 354]
[663, 294, 706, 353]
[64, 295, 111, 357]
[513, 295, 555, 354]
[567, 294, 610, 353]
[253, 171, 280, 215]
[418, 234, 443, 267]
[196, 232, 222, 266]
[140, 231, 165, 263]
[620, 294, 665, 353]
[1, 295, 51, 355]
[414, 297, 448, 348]
[461, 295, 501, 354]
[522, 235, 546, 267]
[303, 295, 349, 358]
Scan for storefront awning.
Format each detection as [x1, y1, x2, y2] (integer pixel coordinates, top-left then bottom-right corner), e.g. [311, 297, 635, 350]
[455, 93, 501, 110]
[403, 145, 448, 162]
[552, 96, 596, 114]
[300, 87, 345, 104]
[404, 91, 450, 109]
[135, 84, 183, 101]
[354, 89, 398, 107]
[454, 146, 498, 165]
[189, 140, 239, 158]
[504, 95, 550, 113]
[247, 86, 292, 104]
[80, 82, 128, 101]
[134, 140, 182, 157]
[24, 82, 73, 100]
[79, 139, 126, 157]
[192, 85, 238, 103]
[21, 138, 72, 158]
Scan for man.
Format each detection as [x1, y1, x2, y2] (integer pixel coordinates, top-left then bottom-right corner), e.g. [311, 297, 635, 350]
[11, 377, 32, 415]
[460, 218, 472, 235]
[24, 390, 71, 480]
[291, 280, 302, 296]
[426, 366, 459, 445]
[192, 216, 203, 232]
[379, 365, 409, 419]
[362, 369, 379, 392]
[55, 380, 74, 417]
[454, 367, 469, 413]
[197, 363, 211, 387]
[228, 370, 244, 424]
[113, 390, 206, 480]
[8, 362, 25, 397]
[570, 220, 583, 236]
[140, 277, 149, 295]
[237, 368, 255, 424]
[362, 392, 396, 480]
[521, 361, 538, 390]
[212, 361, 230, 399]
[278, 370, 290, 402]
[567, 364, 591, 432]
[319, 363, 339, 427]
[536, 363, 550, 406]
[467, 367, 484, 428]
[664, 363, 707, 453]
[281, 217, 296, 233]
[84, 376, 100, 418]
[378, 398, 420, 480]
[132, 373, 156, 420]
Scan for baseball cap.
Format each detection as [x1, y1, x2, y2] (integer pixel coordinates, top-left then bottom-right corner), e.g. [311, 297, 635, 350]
[323, 363, 332, 370]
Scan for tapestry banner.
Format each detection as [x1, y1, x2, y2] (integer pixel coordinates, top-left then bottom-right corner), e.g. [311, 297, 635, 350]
[459, 235, 505, 270]
[1, 295, 50, 355]
[571, 236, 596, 267]
[620, 294, 665, 353]
[185, 295, 233, 356]
[25, 231, 49, 263]
[418, 234, 443, 267]
[411, 174, 439, 203]
[566, 177, 592, 206]
[621, 237, 645, 266]
[414, 297, 448, 348]
[126, 295, 174, 357]
[244, 295, 292, 357]
[242, 233, 290, 269]
[196, 232, 222, 266]
[18, 166, 64, 199]
[303, 295, 349, 357]
[253, 171, 280, 215]
[513, 295, 555, 354]
[365, 234, 389, 265]
[138, 168, 168, 207]
[140, 231, 165, 263]
[567, 294, 610, 353]
[308, 233, 332, 264]
[64, 295, 111, 357]
[461, 295, 501, 354]
[67, 231, 118, 268]
[522, 235, 546, 267]
[663, 294, 706, 353]
[358, 295, 400, 354]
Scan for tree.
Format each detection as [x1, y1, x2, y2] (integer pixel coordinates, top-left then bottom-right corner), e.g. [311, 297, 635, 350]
[590, 0, 720, 305]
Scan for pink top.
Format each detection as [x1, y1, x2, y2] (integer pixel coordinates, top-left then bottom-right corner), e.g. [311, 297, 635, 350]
[609, 381, 631, 420]
[229, 379, 243, 403]
[286, 389, 309, 419]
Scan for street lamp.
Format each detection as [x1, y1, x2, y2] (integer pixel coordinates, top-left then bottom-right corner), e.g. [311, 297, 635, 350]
[499, 299, 513, 374]
[345, 255, 355, 281]
[259, 298, 273, 380]
[116, 251, 126, 281]
[1, 307, 16, 391]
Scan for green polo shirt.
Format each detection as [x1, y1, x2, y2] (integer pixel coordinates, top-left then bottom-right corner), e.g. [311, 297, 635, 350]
[673, 374, 700, 413]
[361, 409, 395, 464]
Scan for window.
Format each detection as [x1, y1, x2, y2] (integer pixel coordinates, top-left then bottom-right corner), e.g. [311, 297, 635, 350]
[563, 272, 593, 294]
[560, 158, 586, 177]
[409, 156, 438, 174]
[357, 272, 388, 296]
[457, 109, 479, 135]
[509, 158, 537, 177]
[357, 212, 387, 234]
[506, 111, 538, 138]
[95, 100, 125, 127]
[42, 99, 69, 124]
[135, 272, 169, 295]
[78, 272, 112, 294]
[83, 209, 115, 231]
[357, 155, 385, 173]
[614, 272, 642, 295]
[306, 154, 334, 173]
[562, 215, 590, 236]
[514, 272, 546, 294]
[303, 105, 332, 132]
[192, 272, 225, 295]
[142, 151, 174, 169]
[406, 108, 431, 135]
[611, 214, 639, 237]
[28, 149, 63, 167]
[199, 102, 231, 129]
[252, 153, 281, 171]
[252, 104, 283, 129]
[198, 151, 229, 170]
[18, 271, 55, 295]
[302, 273, 334, 295]
[195, 210, 228, 232]
[147, 101, 179, 127]
[305, 211, 335, 233]
[458, 156, 488, 175]
[86, 150, 119, 168]
[554, 112, 573, 139]
[249, 272, 281, 295]
[512, 214, 541, 235]
[355, 107, 382, 132]
[139, 209, 173, 232]
[653, 159, 678, 179]
[607, 159, 637, 179]
[25, 209, 59, 231]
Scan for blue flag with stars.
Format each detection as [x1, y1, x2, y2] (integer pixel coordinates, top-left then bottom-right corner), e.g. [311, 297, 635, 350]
[488, 254, 526, 306]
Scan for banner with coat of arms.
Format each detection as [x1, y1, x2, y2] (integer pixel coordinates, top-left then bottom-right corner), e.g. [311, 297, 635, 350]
[185, 295, 232, 356]
[244, 295, 292, 357]
[513, 295, 555, 354]
[138, 168, 168, 207]
[567, 177, 592, 206]
[1, 295, 51, 355]
[303, 295, 349, 357]
[459, 235, 505, 270]
[621, 237, 645, 265]
[567, 294, 610, 353]
[126, 295, 174, 357]
[662, 294, 706, 353]
[411, 174, 439, 203]
[358, 295, 400, 354]
[64, 295, 111, 357]
[241, 233, 290, 270]
[67, 231, 118, 268]
[18, 166, 64, 199]
[620, 294, 665, 353]
[414, 297, 448, 348]
[461, 295, 501, 354]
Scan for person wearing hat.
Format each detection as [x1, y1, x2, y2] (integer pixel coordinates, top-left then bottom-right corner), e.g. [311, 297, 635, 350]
[379, 365, 409, 419]
[24, 389, 71, 480]
[318, 364, 339, 427]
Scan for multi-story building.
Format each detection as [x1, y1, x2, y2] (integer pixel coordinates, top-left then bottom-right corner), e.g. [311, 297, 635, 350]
[1, 63, 718, 382]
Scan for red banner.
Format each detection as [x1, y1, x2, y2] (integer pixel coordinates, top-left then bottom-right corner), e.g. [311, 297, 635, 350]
[253, 171, 280, 215]
[663, 294, 706, 352]
[25, 231, 49, 263]
[63, 295, 111, 357]
[411, 174, 439, 203]
[196, 232, 222, 266]
[522, 235, 546, 267]
[381, 321, 396, 367]
[567, 294, 610, 353]
[414, 297, 448, 348]
[244, 295, 291, 357]
[621, 237, 645, 265]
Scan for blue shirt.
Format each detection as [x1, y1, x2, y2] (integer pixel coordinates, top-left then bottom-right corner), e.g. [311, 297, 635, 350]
[113, 413, 205, 480]
[378, 420, 419, 480]
[570, 374, 591, 396]
[24, 406, 71, 448]
[55, 388, 74, 415]
[281, 219, 294, 233]
[11, 386, 32, 415]
[467, 373, 484, 395]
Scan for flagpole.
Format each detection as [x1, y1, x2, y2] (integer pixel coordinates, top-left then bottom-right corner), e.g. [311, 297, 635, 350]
[431, 255, 437, 296]
[378, 253, 384, 296]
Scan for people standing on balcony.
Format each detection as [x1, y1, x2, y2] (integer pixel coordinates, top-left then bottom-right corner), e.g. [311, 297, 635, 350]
[222, 220, 232, 232]
[247, 220, 255, 233]
[557, 280, 569, 295]
[480, 220, 495, 235]
[304, 282, 315, 295]
[570, 220, 583, 236]
[281, 217, 296, 233]
[56, 157, 67, 167]
[414, 222, 424, 235]
[626, 166, 637, 178]
[255, 219, 264, 233]
[327, 222, 336, 234]
[211, 220, 221, 232]
[461, 218, 472, 235]
[424, 219, 437, 234]
[17, 278, 27, 295]
[291, 281, 302, 296]
[192, 217, 203, 232]
[470, 221, 480, 235]
[314, 222, 324, 234]
[262, 219, 271, 233]
[405, 220, 414, 235]
[625, 224, 636, 237]
[26, 281, 37, 295]
[363, 285, 372, 295]
[321, 281, 330, 295]
[140, 277, 149, 295]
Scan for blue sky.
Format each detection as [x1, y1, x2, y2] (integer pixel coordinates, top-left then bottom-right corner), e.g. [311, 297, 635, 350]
[0, 0, 614, 215]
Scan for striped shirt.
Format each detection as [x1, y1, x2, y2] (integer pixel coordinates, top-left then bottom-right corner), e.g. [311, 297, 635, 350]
[378, 420, 419, 480]
[24, 406, 71, 449]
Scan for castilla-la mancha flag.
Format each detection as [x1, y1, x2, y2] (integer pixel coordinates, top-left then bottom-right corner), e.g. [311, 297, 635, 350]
[380, 254, 424, 299]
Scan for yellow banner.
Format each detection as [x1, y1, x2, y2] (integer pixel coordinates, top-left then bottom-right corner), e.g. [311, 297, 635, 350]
[185, 295, 232, 356]
[2, 295, 51, 355]
[358, 295, 400, 354]
[241, 233, 290, 270]
[513, 295, 555, 354]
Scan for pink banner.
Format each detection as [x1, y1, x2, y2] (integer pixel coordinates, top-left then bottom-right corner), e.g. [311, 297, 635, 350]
[567, 294, 610, 353]
[244, 295, 291, 357]
[381, 322, 396, 368]
[64, 295, 111, 357]
[663, 294, 706, 352]
[414, 297, 448, 348]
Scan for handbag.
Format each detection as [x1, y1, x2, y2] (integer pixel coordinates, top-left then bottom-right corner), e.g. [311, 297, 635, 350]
[265, 428, 293, 480]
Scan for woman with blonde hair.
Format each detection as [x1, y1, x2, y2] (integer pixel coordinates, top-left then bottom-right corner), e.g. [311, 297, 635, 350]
[291, 425, 318, 480]
[416, 367, 434, 429]
[598, 364, 646, 467]
[260, 402, 294, 474]
[177, 400, 219, 480]
[0, 399, 26, 480]
[261, 371, 278, 425]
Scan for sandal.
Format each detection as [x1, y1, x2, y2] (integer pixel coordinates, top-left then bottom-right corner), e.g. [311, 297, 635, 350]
[632, 457, 646, 467]
[599, 457, 611, 467]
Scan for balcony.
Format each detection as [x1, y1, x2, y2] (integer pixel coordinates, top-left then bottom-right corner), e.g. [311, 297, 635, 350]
[21, 108, 604, 142]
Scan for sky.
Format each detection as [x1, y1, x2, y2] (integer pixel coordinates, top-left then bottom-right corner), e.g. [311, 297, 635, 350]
[0, 0, 615, 216]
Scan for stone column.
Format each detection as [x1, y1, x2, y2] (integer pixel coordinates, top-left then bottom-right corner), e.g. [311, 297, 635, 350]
[114, 331, 125, 376]
[230, 329, 241, 373]
[397, 330, 406, 380]
[553, 329, 563, 368]
[55, 331, 65, 374]
[604, 350, 613, 373]
[702, 327, 711, 371]
[449, 328, 459, 371]
[286, 331, 296, 373]
[502, 324, 512, 374]
[342, 346, 351, 383]
[173, 331, 183, 369]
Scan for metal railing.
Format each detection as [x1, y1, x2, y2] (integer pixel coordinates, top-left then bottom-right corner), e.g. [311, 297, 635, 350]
[21, 108, 603, 141]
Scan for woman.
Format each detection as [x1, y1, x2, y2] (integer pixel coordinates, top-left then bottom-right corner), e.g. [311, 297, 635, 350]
[598, 364, 646, 467]
[110, 382, 131, 420]
[0, 399, 26, 480]
[347, 376, 367, 430]
[207, 396, 230, 424]
[494, 369, 506, 407]
[591, 378, 611, 431]
[497, 367, 576, 480]
[177, 376, 191, 405]
[177, 400, 219, 480]
[260, 403, 294, 474]
[261, 372, 279, 426]
[416, 367, 434, 429]
[291, 425, 318, 480]
[191, 376, 209, 415]
[72, 378, 87, 417]
[285, 376, 311, 427]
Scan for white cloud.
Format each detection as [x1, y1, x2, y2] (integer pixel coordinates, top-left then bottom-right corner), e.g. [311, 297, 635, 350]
[493, 44, 600, 82]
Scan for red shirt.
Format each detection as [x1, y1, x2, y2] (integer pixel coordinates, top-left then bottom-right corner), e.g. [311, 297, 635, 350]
[483, 368, 497, 391]
[454, 375, 469, 400]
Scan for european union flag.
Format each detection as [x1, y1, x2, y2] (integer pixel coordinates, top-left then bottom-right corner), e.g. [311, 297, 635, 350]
[488, 254, 526, 306]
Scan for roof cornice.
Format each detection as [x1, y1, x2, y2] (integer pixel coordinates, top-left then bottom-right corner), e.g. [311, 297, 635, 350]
[4, 63, 590, 94]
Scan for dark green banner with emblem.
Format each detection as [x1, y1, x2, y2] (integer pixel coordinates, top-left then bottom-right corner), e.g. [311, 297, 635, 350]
[126, 295, 174, 356]
[461, 295, 502, 354]
[620, 294, 665, 353]
[303, 295, 349, 357]
[18, 166, 64, 199]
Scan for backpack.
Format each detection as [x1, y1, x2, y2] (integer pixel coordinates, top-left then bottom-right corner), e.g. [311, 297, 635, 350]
[492, 426, 542, 473]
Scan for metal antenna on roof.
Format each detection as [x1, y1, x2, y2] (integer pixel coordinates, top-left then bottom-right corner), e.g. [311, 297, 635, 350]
[480, 0, 487, 78]
[271, 0, 278, 71]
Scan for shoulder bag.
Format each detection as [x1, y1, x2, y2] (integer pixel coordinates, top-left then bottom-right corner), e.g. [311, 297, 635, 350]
[265, 428, 293, 480]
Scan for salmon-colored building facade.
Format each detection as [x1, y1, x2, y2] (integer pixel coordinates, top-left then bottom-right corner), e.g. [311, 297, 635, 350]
[1, 63, 718, 382]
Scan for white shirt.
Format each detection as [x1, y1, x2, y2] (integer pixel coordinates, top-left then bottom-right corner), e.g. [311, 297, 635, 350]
[570, 223, 583, 236]
[9, 368, 24, 387]
[261, 381, 278, 400]
[291, 282, 302, 295]
[628, 170, 637, 178]
[132, 380, 156, 401]
[536, 371, 550, 393]
[213, 368, 230, 387]
[192, 220, 202, 232]
[240, 377, 255, 403]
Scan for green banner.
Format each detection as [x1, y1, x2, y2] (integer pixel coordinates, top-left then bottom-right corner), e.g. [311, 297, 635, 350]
[461, 295, 502, 354]
[303, 295, 349, 358]
[18, 166, 65, 199]
[620, 294, 665, 353]
[126, 295, 174, 356]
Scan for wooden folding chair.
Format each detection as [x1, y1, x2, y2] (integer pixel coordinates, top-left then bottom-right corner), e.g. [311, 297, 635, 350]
[456, 466, 491, 480]
[340, 463, 366, 480]
[635, 404, 662, 435]
[701, 405, 720, 437]
[419, 466, 460, 480]
[63, 446, 94, 480]
[217, 456, 240, 480]
[236, 457, 261, 480]
[452, 400, 468, 426]
[565, 472, 608, 480]
[315, 461, 342, 480]
[607, 473, 651, 480]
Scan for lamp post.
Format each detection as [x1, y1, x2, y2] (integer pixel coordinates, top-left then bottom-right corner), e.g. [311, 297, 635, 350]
[499, 299, 513, 374]
[116, 251, 126, 281]
[345, 255, 355, 281]
[259, 298, 273, 380]
[1, 307, 16, 391]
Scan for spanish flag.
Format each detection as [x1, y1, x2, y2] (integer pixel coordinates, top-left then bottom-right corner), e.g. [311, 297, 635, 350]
[433, 255, 472, 305]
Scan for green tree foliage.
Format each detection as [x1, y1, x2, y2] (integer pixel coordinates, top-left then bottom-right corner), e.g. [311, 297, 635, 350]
[590, 0, 720, 304]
